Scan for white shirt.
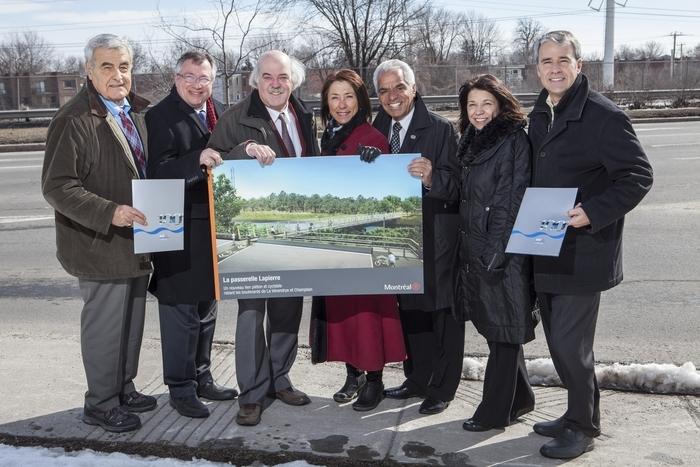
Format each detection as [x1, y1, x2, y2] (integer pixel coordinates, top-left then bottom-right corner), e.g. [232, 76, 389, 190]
[389, 106, 416, 149]
[266, 104, 302, 156]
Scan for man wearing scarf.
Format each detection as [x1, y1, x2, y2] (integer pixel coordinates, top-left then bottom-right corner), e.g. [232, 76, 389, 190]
[146, 51, 238, 419]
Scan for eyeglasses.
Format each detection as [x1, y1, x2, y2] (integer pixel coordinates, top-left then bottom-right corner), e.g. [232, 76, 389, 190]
[177, 74, 212, 85]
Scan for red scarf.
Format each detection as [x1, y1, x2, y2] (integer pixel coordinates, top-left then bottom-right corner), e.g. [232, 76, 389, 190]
[205, 97, 218, 132]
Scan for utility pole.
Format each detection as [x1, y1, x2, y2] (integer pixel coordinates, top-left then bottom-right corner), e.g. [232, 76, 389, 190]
[589, 0, 628, 91]
[669, 32, 687, 79]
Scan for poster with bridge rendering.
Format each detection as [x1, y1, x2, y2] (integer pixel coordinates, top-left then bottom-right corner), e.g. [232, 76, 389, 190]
[211, 154, 424, 300]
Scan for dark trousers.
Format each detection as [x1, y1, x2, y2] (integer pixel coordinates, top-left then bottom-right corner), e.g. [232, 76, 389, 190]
[158, 300, 217, 397]
[235, 297, 304, 405]
[539, 292, 601, 437]
[400, 307, 465, 401]
[473, 342, 535, 427]
[78, 276, 148, 410]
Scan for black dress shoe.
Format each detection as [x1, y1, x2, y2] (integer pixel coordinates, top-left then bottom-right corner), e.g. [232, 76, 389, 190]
[236, 403, 261, 426]
[333, 373, 366, 403]
[197, 381, 239, 401]
[169, 394, 209, 418]
[352, 380, 384, 411]
[383, 382, 423, 400]
[83, 404, 141, 433]
[120, 391, 157, 413]
[462, 418, 497, 432]
[419, 397, 449, 415]
[275, 386, 311, 406]
[540, 427, 594, 459]
[534, 417, 601, 438]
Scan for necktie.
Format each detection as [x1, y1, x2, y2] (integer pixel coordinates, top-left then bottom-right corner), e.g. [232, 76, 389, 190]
[278, 112, 296, 157]
[198, 110, 207, 128]
[118, 110, 146, 177]
[390, 121, 402, 154]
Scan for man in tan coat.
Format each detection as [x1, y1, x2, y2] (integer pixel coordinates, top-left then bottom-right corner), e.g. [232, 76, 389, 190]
[42, 34, 154, 433]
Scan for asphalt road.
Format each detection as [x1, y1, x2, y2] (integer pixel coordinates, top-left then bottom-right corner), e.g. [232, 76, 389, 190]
[0, 121, 698, 365]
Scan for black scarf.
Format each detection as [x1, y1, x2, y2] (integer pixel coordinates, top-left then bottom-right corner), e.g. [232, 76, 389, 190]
[457, 116, 525, 166]
[320, 112, 365, 155]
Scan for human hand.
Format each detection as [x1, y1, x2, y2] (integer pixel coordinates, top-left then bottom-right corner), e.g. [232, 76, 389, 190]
[407, 156, 432, 187]
[246, 142, 276, 166]
[358, 145, 381, 163]
[567, 203, 590, 228]
[112, 205, 147, 228]
[199, 148, 223, 169]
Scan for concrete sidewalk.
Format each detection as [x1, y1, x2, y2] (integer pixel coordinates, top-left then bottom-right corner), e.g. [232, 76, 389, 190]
[0, 331, 698, 467]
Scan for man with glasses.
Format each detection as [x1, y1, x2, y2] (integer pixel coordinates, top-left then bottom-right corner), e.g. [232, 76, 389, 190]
[146, 51, 238, 419]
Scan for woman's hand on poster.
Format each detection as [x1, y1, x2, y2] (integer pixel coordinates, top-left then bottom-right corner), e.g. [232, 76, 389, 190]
[358, 145, 381, 163]
[407, 156, 432, 188]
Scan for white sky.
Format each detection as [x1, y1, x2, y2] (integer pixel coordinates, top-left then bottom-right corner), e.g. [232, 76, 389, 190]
[0, 0, 697, 61]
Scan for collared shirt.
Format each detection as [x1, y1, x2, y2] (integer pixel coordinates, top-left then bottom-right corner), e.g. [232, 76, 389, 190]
[267, 104, 302, 156]
[545, 94, 556, 129]
[389, 105, 416, 149]
[99, 95, 137, 135]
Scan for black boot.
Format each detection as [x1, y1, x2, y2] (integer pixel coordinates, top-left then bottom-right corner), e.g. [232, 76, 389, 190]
[352, 371, 384, 411]
[333, 373, 366, 403]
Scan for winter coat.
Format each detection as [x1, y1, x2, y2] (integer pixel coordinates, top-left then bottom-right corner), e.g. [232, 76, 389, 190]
[145, 87, 225, 303]
[373, 94, 460, 312]
[41, 81, 152, 280]
[430, 116, 536, 343]
[207, 89, 320, 158]
[528, 74, 653, 294]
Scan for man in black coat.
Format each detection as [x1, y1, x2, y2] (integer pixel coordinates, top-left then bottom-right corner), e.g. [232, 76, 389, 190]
[146, 51, 238, 419]
[528, 31, 653, 459]
[372, 59, 464, 416]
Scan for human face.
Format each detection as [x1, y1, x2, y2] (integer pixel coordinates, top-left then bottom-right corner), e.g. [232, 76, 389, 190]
[86, 47, 132, 104]
[175, 59, 214, 109]
[327, 80, 359, 125]
[257, 55, 292, 111]
[466, 89, 500, 130]
[377, 68, 416, 120]
[536, 41, 582, 104]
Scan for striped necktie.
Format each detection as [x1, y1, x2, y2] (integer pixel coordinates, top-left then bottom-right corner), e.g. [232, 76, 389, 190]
[118, 110, 146, 177]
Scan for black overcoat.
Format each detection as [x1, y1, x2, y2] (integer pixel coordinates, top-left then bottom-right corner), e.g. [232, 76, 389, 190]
[528, 74, 653, 294]
[431, 117, 536, 343]
[374, 94, 460, 312]
[145, 87, 225, 303]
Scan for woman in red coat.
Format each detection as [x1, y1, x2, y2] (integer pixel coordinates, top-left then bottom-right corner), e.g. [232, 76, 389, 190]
[310, 69, 406, 411]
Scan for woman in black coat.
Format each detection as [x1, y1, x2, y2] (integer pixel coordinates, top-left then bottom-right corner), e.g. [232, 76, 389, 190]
[430, 74, 537, 431]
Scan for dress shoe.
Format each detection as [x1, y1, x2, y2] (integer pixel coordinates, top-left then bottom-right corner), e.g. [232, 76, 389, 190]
[509, 404, 534, 423]
[419, 397, 449, 415]
[83, 404, 141, 433]
[383, 382, 423, 400]
[236, 403, 262, 426]
[462, 418, 496, 432]
[120, 390, 157, 413]
[275, 386, 311, 406]
[169, 394, 209, 418]
[333, 373, 366, 403]
[197, 381, 239, 401]
[534, 417, 601, 438]
[352, 380, 384, 411]
[540, 427, 594, 459]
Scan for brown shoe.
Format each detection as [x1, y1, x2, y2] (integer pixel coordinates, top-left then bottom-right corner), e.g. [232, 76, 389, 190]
[236, 403, 261, 426]
[275, 386, 311, 406]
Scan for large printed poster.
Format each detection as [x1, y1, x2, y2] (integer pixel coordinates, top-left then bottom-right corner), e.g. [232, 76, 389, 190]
[211, 154, 424, 299]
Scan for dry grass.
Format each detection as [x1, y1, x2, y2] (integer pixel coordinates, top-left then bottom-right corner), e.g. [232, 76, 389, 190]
[0, 125, 48, 145]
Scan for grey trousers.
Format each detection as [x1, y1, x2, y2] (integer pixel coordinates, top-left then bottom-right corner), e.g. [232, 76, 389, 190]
[78, 275, 148, 411]
[235, 297, 303, 405]
[158, 300, 217, 397]
[539, 292, 601, 437]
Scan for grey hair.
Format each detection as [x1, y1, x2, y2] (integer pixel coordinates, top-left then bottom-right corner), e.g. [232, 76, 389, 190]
[249, 50, 306, 90]
[535, 30, 582, 63]
[373, 59, 416, 92]
[175, 51, 217, 77]
[84, 34, 133, 67]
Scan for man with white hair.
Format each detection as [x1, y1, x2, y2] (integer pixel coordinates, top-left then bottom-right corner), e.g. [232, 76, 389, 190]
[208, 50, 320, 426]
[42, 33, 154, 432]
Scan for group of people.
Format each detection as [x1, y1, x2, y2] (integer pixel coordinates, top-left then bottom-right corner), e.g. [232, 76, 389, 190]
[41, 29, 652, 461]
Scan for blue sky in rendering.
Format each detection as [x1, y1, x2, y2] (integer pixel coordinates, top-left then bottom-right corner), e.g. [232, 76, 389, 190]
[214, 154, 423, 199]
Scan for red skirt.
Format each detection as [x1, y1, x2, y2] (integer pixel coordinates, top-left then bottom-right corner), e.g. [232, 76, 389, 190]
[324, 294, 406, 371]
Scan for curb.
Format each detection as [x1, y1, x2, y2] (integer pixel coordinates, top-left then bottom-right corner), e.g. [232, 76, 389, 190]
[0, 143, 45, 153]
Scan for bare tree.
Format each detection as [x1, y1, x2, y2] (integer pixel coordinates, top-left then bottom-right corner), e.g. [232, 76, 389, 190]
[414, 6, 463, 64]
[637, 41, 664, 60]
[298, 0, 428, 86]
[0, 31, 54, 76]
[54, 55, 84, 74]
[512, 17, 543, 65]
[460, 10, 500, 65]
[615, 43, 638, 61]
[694, 43, 700, 58]
[292, 33, 343, 84]
[159, 0, 281, 106]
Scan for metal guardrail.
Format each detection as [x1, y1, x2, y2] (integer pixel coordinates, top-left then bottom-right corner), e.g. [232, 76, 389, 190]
[1, 88, 698, 121]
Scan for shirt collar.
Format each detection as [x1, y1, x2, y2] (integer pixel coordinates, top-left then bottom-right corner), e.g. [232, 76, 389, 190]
[98, 95, 131, 117]
[266, 103, 290, 122]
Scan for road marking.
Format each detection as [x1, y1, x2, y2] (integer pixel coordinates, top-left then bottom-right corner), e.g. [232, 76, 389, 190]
[0, 215, 53, 224]
[650, 143, 697, 148]
[672, 156, 700, 160]
[0, 158, 43, 162]
[638, 133, 699, 138]
[0, 165, 42, 170]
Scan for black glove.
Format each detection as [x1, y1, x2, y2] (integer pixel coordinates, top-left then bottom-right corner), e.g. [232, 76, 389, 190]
[358, 145, 381, 163]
